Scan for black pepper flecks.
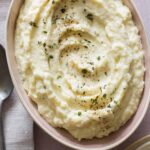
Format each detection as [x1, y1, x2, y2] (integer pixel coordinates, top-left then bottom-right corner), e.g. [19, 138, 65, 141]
[61, 8, 66, 13]
[29, 21, 38, 27]
[82, 69, 88, 74]
[78, 111, 82, 116]
[86, 13, 94, 21]
[48, 55, 54, 61]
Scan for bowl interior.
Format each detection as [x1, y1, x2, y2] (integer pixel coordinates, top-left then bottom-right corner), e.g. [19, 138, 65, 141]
[6, 0, 150, 150]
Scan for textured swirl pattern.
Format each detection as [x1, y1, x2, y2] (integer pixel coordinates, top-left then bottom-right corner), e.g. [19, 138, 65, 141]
[15, 0, 144, 140]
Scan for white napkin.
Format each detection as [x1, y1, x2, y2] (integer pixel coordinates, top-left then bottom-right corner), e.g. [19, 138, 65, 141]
[3, 89, 34, 150]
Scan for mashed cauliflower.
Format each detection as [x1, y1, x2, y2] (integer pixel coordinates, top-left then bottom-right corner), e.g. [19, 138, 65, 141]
[15, 0, 145, 140]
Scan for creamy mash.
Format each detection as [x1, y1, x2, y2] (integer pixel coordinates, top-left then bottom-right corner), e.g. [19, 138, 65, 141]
[15, 0, 145, 140]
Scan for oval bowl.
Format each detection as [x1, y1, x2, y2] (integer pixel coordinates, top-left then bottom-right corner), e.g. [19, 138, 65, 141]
[6, 0, 150, 150]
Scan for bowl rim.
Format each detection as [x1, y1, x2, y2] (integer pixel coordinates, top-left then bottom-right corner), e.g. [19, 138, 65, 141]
[5, 0, 150, 150]
[125, 135, 150, 150]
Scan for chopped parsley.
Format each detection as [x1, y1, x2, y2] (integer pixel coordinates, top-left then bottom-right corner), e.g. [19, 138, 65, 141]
[44, 48, 48, 56]
[29, 21, 38, 27]
[88, 62, 94, 65]
[57, 75, 62, 79]
[114, 101, 118, 104]
[38, 41, 42, 45]
[100, 87, 102, 91]
[78, 111, 82, 116]
[97, 56, 101, 61]
[48, 45, 54, 49]
[81, 69, 88, 74]
[84, 45, 88, 49]
[48, 55, 54, 61]
[107, 104, 111, 108]
[84, 39, 91, 43]
[43, 43, 46, 47]
[48, 43, 56, 49]
[103, 94, 107, 98]
[43, 31, 47, 34]
[91, 98, 98, 105]
[52, 16, 59, 24]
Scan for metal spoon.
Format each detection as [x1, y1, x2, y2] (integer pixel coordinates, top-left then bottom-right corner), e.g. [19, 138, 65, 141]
[0, 44, 13, 150]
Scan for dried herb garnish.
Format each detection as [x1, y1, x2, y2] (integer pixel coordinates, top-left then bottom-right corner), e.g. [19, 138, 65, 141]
[91, 98, 98, 105]
[48, 55, 54, 61]
[86, 13, 94, 21]
[84, 45, 88, 49]
[97, 56, 101, 61]
[38, 41, 42, 45]
[84, 39, 91, 43]
[114, 101, 118, 104]
[103, 94, 107, 98]
[29, 21, 38, 27]
[84, 9, 87, 12]
[43, 43, 46, 47]
[57, 75, 62, 79]
[78, 112, 82, 116]
[43, 31, 47, 34]
[107, 104, 111, 108]
[82, 69, 88, 74]
[83, 91, 86, 95]
[48, 43, 56, 49]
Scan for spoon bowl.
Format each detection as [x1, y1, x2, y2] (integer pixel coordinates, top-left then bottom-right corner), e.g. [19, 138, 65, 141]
[0, 45, 13, 101]
[0, 44, 13, 150]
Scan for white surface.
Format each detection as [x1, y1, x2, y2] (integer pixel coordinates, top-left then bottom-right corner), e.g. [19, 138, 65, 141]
[3, 90, 34, 150]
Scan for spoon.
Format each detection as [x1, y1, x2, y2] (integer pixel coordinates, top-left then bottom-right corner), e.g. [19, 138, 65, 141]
[0, 44, 13, 150]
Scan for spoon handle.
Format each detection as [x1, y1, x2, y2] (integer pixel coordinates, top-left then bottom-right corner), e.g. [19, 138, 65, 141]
[0, 101, 5, 150]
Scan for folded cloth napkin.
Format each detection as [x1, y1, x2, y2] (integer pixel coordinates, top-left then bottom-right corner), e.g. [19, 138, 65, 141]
[3, 89, 34, 150]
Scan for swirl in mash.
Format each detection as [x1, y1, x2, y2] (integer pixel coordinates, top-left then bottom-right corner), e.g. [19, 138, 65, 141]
[15, 0, 145, 140]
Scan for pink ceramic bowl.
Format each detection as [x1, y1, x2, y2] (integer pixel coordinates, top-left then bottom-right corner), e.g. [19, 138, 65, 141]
[6, 0, 150, 150]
